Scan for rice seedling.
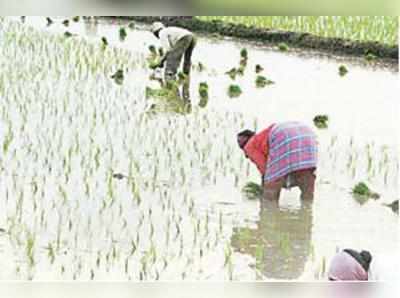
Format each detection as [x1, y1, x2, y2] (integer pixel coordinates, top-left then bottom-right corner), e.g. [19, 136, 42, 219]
[62, 19, 70, 27]
[338, 65, 348, 76]
[72, 16, 80, 22]
[255, 75, 274, 88]
[101, 37, 108, 47]
[110, 69, 124, 85]
[313, 115, 329, 129]
[237, 65, 245, 76]
[198, 82, 209, 99]
[145, 84, 180, 102]
[383, 200, 399, 214]
[255, 64, 264, 73]
[242, 182, 263, 200]
[227, 84, 242, 98]
[119, 27, 127, 41]
[1, 16, 397, 282]
[197, 62, 205, 72]
[46, 17, 53, 26]
[352, 182, 380, 204]
[225, 68, 238, 80]
[64, 31, 74, 38]
[278, 42, 289, 52]
[240, 48, 248, 60]
[26, 232, 36, 267]
[128, 22, 136, 30]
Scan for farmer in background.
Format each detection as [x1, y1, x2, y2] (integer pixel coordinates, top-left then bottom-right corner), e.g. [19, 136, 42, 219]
[328, 249, 372, 281]
[151, 22, 196, 82]
[237, 122, 318, 201]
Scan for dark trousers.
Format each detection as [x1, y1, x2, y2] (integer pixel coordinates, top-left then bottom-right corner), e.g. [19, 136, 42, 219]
[165, 35, 196, 81]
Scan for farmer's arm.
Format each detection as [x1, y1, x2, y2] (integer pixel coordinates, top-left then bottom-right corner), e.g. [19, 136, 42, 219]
[244, 140, 267, 179]
[156, 54, 167, 67]
[157, 32, 172, 67]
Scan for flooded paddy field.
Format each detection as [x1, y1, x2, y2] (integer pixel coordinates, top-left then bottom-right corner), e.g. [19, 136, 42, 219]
[0, 17, 398, 281]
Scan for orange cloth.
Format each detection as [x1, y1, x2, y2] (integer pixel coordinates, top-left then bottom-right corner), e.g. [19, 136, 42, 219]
[243, 125, 274, 175]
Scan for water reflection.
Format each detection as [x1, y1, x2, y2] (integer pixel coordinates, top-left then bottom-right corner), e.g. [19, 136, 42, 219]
[231, 200, 313, 280]
[145, 78, 192, 115]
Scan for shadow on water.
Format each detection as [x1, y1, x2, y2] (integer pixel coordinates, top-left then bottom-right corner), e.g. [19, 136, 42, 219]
[231, 200, 313, 280]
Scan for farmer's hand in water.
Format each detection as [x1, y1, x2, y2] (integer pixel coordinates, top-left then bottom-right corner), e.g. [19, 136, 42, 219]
[158, 55, 167, 68]
[154, 61, 164, 69]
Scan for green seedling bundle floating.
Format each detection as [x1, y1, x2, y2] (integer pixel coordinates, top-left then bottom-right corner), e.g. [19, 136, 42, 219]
[199, 82, 209, 99]
[62, 19, 70, 27]
[240, 48, 248, 60]
[313, 115, 329, 129]
[225, 68, 238, 80]
[255, 75, 274, 88]
[228, 84, 242, 98]
[239, 48, 248, 73]
[119, 27, 127, 41]
[255, 64, 264, 73]
[101, 37, 108, 48]
[196, 62, 205, 72]
[382, 200, 399, 213]
[352, 182, 380, 204]
[339, 65, 348, 76]
[46, 17, 53, 26]
[111, 69, 124, 85]
[225, 48, 248, 79]
[64, 31, 73, 38]
[72, 16, 80, 22]
[278, 42, 289, 51]
[383, 200, 399, 214]
[242, 182, 263, 200]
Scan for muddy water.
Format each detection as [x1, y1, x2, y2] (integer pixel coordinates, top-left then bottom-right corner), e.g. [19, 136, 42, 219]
[0, 17, 398, 281]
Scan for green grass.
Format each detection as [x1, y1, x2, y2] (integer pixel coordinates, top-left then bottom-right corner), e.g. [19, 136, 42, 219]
[198, 16, 398, 46]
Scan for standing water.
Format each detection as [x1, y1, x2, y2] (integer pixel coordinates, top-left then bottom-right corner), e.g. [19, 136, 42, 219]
[0, 17, 398, 281]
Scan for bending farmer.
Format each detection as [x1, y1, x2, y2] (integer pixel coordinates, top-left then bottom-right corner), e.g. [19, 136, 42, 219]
[151, 22, 196, 81]
[237, 122, 318, 201]
[328, 249, 372, 281]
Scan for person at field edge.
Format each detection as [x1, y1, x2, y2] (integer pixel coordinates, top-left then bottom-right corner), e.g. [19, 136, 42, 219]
[237, 122, 318, 201]
[151, 22, 197, 82]
[328, 249, 372, 281]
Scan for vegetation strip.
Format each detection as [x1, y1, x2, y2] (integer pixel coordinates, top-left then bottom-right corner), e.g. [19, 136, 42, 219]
[110, 17, 398, 61]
